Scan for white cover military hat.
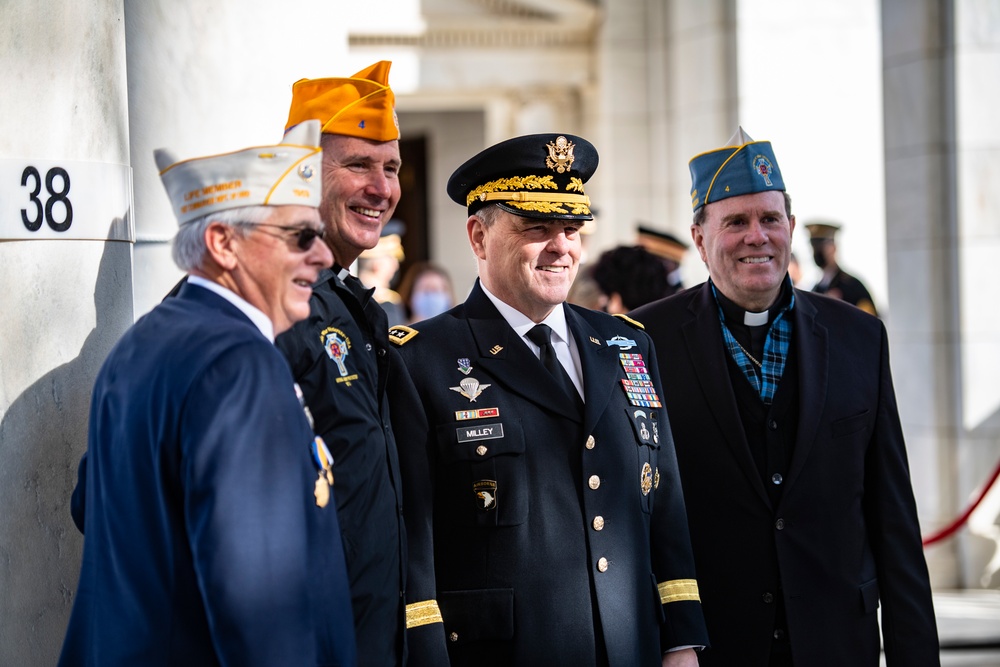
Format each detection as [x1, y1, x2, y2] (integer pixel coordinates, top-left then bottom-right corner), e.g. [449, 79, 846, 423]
[154, 119, 323, 226]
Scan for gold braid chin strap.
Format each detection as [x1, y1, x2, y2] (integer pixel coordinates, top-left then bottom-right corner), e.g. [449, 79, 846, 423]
[477, 191, 591, 206]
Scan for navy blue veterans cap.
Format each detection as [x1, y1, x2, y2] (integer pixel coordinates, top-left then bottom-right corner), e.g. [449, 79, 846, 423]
[447, 133, 598, 221]
[688, 127, 784, 211]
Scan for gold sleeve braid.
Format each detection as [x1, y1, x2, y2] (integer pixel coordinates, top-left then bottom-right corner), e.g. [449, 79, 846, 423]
[405, 599, 443, 629]
[658, 579, 700, 604]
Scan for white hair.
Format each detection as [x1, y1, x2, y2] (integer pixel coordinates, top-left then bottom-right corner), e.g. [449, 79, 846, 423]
[171, 205, 273, 272]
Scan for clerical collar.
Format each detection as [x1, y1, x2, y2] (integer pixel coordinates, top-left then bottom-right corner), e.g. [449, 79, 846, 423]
[712, 277, 794, 328]
[333, 264, 375, 306]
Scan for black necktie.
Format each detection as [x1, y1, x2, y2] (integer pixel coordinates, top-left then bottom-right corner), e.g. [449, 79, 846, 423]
[526, 324, 582, 408]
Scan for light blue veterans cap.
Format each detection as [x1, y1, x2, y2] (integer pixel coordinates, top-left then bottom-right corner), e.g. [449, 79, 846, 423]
[688, 127, 784, 211]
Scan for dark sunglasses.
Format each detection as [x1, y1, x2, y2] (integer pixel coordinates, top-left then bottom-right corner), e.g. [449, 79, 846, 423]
[251, 223, 326, 251]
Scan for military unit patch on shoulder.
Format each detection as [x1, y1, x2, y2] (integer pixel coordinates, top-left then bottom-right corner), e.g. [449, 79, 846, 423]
[388, 325, 419, 346]
[613, 313, 645, 330]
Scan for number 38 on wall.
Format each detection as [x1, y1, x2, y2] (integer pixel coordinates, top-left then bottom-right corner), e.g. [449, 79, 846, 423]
[21, 166, 72, 232]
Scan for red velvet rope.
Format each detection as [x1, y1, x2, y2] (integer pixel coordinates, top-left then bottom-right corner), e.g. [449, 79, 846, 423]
[922, 456, 1000, 547]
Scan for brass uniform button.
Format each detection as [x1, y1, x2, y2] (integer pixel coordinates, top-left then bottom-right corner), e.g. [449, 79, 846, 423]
[476, 445, 488, 456]
[592, 516, 605, 531]
[588, 475, 601, 490]
[585, 435, 596, 450]
[597, 557, 609, 572]
[449, 632, 459, 642]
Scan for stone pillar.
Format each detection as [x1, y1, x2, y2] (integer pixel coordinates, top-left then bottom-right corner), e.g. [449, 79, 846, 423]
[952, 0, 1000, 590]
[882, 0, 1000, 588]
[0, 2, 133, 665]
[663, 0, 737, 285]
[664, 0, 737, 232]
[127, 0, 347, 316]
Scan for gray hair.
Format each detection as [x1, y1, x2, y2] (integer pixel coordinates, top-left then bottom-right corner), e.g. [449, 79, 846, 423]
[171, 205, 273, 272]
[473, 204, 503, 228]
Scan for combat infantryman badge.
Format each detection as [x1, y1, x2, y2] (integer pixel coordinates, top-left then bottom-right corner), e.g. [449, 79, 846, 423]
[450, 377, 491, 402]
[474, 479, 498, 511]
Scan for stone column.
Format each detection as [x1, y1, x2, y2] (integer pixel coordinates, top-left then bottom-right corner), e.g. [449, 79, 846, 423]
[0, 2, 133, 665]
[883, 0, 1000, 588]
[126, 0, 346, 316]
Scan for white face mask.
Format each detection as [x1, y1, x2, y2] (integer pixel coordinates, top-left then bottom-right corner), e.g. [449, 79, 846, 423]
[410, 290, 451, 320]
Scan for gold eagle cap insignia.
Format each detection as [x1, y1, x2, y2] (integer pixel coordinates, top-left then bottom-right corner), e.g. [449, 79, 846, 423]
[545, 136, 575, 174]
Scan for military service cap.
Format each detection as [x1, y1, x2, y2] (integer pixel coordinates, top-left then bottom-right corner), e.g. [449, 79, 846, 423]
[804, 220, 842, 241]
[636, 225, 689, 263]
[360, 219, 406, 260]
[688, 126, 784, 211]
[447, 133, 598, 221]
[285, 61, 399, 141]
[155, 120, 323, 226]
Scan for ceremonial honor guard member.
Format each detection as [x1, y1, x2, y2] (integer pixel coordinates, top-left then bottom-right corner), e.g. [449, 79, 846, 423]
[632, 128, 938, 665]
[805, 220, 879, 316]
[388, 134, 708, 666]
[275, 61, 406, 666]
[60, 121, 356, 666]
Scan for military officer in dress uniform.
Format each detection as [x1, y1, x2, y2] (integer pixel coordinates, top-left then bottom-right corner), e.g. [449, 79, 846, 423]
[275, 61, 407, 667]
[805, 220, 878, 316]
[60, 121, 356, 666]
[632, 128, 938, 665]
[387, 133, 708, 667]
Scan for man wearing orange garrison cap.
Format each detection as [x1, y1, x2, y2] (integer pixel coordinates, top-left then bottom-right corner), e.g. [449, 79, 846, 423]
[276, 61, 406, 667]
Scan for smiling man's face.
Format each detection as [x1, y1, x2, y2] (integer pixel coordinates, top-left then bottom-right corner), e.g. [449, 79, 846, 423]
[469, 207, 582, 323]
[318, 133, 402, 266]
[692, 189, 795, 311]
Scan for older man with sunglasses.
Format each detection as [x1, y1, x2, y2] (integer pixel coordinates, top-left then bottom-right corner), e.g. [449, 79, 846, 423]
[60, 121, 356, 667]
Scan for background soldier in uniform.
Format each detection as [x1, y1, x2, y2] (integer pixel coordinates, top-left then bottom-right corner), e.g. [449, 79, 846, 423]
[805, 220, 878, 316]
[61, 121, 356, 666]
[275, 61, 407, 667]
[632, 128, 937, 666]
[388, 133, 708, 667]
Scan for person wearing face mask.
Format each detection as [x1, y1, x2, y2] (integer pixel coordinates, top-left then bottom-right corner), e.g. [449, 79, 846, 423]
[397, 261, 455, 323]
[806, 221, 878, 316]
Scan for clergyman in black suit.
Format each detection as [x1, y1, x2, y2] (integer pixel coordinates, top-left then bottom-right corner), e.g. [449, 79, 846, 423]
[632, 127, 939, 666]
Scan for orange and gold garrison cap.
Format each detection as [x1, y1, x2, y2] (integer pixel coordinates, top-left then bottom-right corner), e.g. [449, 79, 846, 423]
[285, 61, 399, 141]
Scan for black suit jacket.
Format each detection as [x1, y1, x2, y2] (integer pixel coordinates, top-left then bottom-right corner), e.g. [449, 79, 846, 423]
[632, 282, 939, 666]
[389, 281, 708, 667]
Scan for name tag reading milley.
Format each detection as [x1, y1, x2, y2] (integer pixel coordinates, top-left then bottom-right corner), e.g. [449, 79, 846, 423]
[456, 422, 504, 443]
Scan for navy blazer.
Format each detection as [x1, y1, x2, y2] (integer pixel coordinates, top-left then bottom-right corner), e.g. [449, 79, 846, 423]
[389, 281, 707, 667]
[632, 282, 938, 666]
[60, 282, 356, 667]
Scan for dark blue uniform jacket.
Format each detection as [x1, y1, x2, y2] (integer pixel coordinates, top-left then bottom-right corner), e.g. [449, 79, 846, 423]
[61, 282, 356, 667]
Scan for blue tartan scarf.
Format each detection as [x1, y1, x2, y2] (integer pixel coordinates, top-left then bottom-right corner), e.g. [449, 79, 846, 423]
[712, 284, 795, 404]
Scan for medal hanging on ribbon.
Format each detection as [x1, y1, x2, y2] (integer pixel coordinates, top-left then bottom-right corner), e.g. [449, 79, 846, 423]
[310, 436, 335, 508]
